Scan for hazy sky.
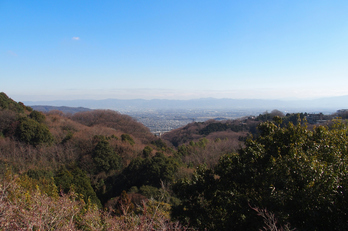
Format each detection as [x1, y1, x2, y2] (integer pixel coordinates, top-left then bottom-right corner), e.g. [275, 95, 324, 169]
[1, 0, 348, 101]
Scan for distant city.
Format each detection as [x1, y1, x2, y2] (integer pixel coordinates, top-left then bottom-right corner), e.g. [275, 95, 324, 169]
[125, 109, 264, 135]
[27, 96, 347, 135]
[30, 105, 265, 134]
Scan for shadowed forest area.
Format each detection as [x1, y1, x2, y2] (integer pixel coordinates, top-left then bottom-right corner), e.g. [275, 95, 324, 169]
[0, 92, 347, 230]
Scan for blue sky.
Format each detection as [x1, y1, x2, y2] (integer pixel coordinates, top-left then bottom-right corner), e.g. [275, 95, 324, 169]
[1, 0, 348, 101]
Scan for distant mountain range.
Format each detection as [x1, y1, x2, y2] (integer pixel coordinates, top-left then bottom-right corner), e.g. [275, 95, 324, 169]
[24, 95, 348, 113]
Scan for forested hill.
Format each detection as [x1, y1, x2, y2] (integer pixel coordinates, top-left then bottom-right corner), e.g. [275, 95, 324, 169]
[0, 92, 190, 229]
[0, 92, 32, 113]
[0, 92, 171, 204]
[1, 92, 348, 230]
[161, 109, 341, 147]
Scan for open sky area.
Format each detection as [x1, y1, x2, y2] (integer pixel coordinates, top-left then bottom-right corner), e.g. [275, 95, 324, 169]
[1, 0, 348, 101]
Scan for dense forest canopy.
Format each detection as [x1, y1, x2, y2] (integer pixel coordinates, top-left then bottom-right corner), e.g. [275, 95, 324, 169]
[0, 92, 347, 230]
[173, 118, 348, 230]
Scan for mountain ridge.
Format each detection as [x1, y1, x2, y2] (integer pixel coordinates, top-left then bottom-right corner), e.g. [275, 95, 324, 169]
[24, 95, 348, 112]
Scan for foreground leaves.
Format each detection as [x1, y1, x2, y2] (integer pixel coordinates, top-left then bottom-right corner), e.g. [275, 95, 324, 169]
[174, 119, 348, 230]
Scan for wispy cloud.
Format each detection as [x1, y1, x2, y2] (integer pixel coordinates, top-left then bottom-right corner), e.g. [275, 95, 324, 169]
[72, 37, 80, 40]
[7, 50, 18, 56]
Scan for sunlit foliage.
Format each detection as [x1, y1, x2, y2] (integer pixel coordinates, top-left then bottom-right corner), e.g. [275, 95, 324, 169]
[173, 119, 348, 230]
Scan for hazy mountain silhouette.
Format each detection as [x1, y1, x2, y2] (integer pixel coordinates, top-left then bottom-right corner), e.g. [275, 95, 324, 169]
[24, 95, 348, 112]
[30, 105, 91, 114]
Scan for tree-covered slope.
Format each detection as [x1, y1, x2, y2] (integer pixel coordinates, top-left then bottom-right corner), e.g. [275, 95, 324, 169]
[173, 118, 348, 230]
[0, 92, 32, 113]
[1, 92, 347, 230]
[0, 94, 180, 211]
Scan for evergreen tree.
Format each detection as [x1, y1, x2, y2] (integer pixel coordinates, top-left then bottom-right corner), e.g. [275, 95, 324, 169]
[93, 139, 121, 173]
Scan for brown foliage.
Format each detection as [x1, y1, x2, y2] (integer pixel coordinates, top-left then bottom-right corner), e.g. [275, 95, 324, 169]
[0, 109, 162, 174]
[162, 121, 205, 147]
[0, 174, 79, 230]
[0, 110, 17, 134]
[71, 110, 154, 143]
[106, 192, 148, 213]
[181, 138, 240, 168]
[0, 174, 190, 231]
[162, 119, 249, 148]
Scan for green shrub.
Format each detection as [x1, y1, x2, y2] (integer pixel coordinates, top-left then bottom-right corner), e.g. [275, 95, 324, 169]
[0, 92, 25, 113]
[93, 139, 121, 173]
[15, 117, 54, 146]
[29, 110, 46, 123]
[151, 138, 167, 149]
[142, 146, 153, 158]
[55, 166, 101, 207]
[173, 120, 348, 230]
[121, 133, 135, 146]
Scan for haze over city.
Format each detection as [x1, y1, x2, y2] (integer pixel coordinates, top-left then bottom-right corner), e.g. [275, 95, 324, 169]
[1, 0, 348, 101]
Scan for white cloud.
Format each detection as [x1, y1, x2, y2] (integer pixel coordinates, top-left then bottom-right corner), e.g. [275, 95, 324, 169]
[72, 37, 80, 40]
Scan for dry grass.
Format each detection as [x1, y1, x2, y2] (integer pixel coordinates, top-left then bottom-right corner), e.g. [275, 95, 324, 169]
[0, 172, 192, 231]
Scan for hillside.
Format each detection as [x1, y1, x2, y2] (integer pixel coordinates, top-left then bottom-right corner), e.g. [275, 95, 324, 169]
[1, 92, 348, 230]
[0, 93, 177, 204]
